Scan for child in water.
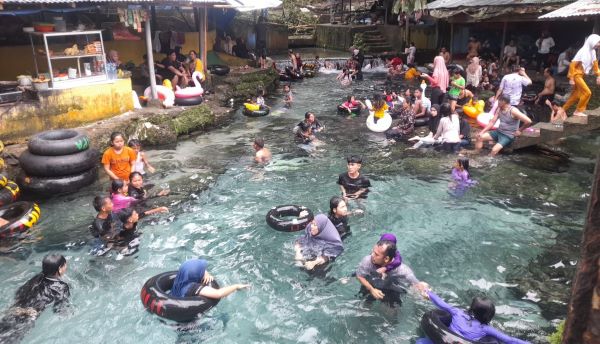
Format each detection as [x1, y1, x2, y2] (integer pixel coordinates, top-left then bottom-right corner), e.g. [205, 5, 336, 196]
[370, 94, 388, 124]
[376, 233, 402, 279]
[129, 139, 155, 175]
[102, 132, 137, 181]
[421, 293, 530, 344]
[128, 171, 170, 201]
[283, 84, 293, 108]
[111, 179, 138, 212]
[451, 157, 475, 185]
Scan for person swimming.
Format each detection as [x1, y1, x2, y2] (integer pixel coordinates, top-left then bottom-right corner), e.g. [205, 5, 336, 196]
[0, 254, 70, 344]
[451, 157, 476, 186]
[128, 172, 170, 201]
[421, 293, 530, 344]
[170, 259, 250, 298]
[328, 196, 363, 239]
[294, 214, 344, 271]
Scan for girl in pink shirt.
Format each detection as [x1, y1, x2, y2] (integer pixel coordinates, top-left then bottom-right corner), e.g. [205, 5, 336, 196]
[110, 180, 138, 212]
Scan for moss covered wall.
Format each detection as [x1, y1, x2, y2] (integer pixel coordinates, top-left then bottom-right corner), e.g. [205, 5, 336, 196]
[0, 78, 133, 143]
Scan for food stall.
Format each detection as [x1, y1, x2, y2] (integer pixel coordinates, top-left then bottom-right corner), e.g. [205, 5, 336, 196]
[29, 30, 110, 90]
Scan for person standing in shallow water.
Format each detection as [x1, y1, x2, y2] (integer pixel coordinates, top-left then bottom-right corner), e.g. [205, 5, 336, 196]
[253, 137, 271, 164]
[0, 254, 70, 344]
[337, 155, 371, 201]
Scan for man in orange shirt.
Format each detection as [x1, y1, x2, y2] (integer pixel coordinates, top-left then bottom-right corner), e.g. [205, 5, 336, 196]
[101, 132, 137, 181]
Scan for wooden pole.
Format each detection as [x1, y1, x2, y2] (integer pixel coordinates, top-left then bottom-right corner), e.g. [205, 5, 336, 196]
[144, 6, 157, 99]
[563, 153, 600, 344]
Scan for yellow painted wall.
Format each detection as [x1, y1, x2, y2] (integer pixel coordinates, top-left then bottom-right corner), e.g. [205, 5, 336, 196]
[0, 31, 215, 80]
[0, 78, 133, 143]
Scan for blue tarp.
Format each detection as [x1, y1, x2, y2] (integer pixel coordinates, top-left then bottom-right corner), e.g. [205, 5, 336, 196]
[0, 7, 97, 16]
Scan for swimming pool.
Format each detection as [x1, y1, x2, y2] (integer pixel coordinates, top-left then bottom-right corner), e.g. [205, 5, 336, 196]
[1, 71, 596, 343]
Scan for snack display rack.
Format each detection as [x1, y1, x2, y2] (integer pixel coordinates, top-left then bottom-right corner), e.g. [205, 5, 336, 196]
[28, 30, 109, 89]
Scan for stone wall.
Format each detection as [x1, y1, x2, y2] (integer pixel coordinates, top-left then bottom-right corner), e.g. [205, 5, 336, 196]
[256, 23, 289, 54]
[315, 25, 366, 51]
[0, 78, 133, 143]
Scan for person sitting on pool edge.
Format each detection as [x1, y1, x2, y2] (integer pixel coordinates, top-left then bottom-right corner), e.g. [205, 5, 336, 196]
[170, 259, 250, 298]
[356, 238, 429, 302]
[474, 94, 532, 156]
[0, 254, 70, 344]
[338, 155, 371, 200]
[294, 214, 344, 270]
[328, 196, 363, 239]
[253, 137, 272, 164]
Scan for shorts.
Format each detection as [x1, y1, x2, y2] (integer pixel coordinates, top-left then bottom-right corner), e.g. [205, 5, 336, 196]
[447, 94, 459, 101]
[489, 130, 515, 147]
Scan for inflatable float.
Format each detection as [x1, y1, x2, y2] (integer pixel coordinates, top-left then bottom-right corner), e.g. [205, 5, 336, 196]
[266, 205, 314, 232]
[365, 99, 392, 132]
[0, 202, 41, 240]
[476, 112, 500, 130]
[143, 83, 175, 108]
[175, 71, 204, 106]
[141, 271, 220, 322]
[463, 99, 485, 119]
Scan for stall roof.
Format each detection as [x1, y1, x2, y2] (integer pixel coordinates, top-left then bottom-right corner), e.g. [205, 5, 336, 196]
[0, 0, 281, 7]
[428, 0, 572, 9]
[539, 0, 600, 18]
[428, 0, 574, 20]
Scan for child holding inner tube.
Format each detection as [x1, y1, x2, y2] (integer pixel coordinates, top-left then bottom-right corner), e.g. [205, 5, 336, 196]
[419, 293, 530, 344]
[170, 259, 249, 298]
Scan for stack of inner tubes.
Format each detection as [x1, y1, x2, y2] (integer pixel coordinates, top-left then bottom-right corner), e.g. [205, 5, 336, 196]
[18, 130, 98, 195]
[0, 201, 41, 240]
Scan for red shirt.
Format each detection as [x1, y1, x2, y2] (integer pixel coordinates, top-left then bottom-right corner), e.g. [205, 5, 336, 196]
[391, 57, 403, 67]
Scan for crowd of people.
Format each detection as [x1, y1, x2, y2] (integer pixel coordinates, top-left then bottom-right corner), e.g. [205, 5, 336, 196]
[6, 28, 600, 344]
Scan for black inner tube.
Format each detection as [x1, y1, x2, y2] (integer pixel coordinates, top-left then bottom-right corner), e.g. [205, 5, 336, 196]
[266, 205, 314, 232]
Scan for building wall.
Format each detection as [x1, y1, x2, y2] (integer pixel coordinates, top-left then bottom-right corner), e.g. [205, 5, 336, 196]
[256, 23, 288, 54]
[0, 78, 133, 143]
[0, 32, 216, 81]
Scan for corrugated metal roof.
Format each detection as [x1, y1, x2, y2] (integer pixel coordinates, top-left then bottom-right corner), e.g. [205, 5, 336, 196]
[428, 0, 574, 10]
[539, 0, 600, 18]
[0, 0, 227, 4]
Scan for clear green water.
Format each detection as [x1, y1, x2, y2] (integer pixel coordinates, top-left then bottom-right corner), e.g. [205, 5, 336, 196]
[1, 72, 597, 343]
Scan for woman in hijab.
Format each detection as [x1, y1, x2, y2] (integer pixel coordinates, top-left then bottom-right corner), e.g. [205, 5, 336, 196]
[408, 104, 441, 149]
[466, 57, 482, 89]
[170, 259, 249, 298]
[421, 56, 449, 105]
[563, 34, 600, 116]
[294, 214, 344, 270]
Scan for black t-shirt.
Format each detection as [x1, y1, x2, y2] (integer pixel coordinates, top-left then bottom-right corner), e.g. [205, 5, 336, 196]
[90, 212, 122, 240]
[161, 59, 181, 79]
[128, 186, 147, 201]
[14, 277, 70, 313]
[184, 283, 206, 297]
[337, 173, 371, 198]
[328, 214, 350, 238]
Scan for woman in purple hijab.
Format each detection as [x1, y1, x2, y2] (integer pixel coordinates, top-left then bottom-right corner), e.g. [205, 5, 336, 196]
[294, 214, 344, 270]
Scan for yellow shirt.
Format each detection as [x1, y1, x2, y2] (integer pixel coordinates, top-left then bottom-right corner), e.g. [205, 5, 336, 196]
[405, 68, 419, 80]
[192, 59, 206, 80]
[374, 103, 389, 118]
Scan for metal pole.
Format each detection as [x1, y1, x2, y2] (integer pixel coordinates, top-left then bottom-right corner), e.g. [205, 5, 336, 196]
[145, 7, 157, 99]
[500, 21, 507, 63]
[450, 22, 454, 56]
[201, 3, 207, 70]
